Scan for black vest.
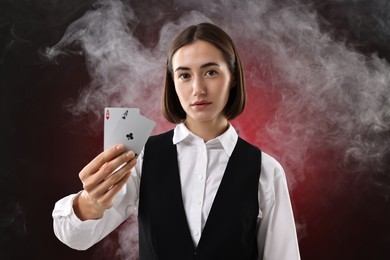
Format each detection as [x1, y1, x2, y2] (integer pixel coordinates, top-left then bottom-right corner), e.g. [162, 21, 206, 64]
[138, 130, 261, 260]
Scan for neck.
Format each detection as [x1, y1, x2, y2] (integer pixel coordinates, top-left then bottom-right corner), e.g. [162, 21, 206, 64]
[185, 118, 229, 142]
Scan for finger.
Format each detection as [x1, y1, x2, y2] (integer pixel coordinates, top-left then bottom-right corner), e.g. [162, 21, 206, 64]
[79, 144, 126, 180]
[90, 160, 132, 198]
[84, 151, 137, 198]
[91, 150, 136, 185]
[98, 171, 132, 208]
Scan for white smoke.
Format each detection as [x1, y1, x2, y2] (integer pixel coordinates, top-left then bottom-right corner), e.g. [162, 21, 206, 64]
[227, 0, 390, 185]
[44, 0, 212, 134]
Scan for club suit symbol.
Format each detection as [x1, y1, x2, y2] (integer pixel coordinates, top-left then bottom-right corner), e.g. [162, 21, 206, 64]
[126, 132, 134, 140]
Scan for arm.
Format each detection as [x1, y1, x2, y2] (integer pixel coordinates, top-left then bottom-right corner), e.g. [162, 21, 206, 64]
[52, 144, 142, 250]
[257, 152, 300, 260]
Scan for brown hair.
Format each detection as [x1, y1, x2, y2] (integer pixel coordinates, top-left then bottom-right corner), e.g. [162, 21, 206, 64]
[162, 22, 246, 123]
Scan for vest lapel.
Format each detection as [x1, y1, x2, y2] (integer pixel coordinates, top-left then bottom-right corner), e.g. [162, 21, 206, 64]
[168, 142, 196, 251]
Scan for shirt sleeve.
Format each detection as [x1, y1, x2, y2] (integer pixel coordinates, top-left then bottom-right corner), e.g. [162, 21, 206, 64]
[52, 154, 143, 250]
[257, 152, 301, 260]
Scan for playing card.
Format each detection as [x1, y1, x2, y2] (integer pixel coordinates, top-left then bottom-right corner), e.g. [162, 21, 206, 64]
[104, 107, 139, 149]
[104, 108, 155, 156]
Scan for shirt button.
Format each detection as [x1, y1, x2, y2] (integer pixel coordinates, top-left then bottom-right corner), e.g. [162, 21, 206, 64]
[194, 231, 200, 236]
[197, 200, 202, 206]
[197, 174, 204, 180]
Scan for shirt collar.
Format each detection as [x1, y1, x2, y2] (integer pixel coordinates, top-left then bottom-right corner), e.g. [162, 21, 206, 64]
[173, 122, 238, 157]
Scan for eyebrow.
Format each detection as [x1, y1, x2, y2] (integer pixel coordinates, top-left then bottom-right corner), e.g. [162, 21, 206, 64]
[174, 62, 220, 72]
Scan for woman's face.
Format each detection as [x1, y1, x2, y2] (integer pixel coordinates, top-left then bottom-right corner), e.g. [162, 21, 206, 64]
[171, 40, 233, 126]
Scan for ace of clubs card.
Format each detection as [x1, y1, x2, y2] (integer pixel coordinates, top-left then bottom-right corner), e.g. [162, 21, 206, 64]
[104, 107, 155, 156]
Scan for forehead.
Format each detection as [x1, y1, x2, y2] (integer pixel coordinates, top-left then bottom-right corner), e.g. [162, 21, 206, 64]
[172, 40, 225, 68]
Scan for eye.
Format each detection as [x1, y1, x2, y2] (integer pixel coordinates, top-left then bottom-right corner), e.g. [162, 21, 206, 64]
[204, 70, 218, 77]
[178, 73, 191, 80]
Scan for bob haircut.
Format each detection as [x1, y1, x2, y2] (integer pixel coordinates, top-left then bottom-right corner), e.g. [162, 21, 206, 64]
[162, 22, 246, 124]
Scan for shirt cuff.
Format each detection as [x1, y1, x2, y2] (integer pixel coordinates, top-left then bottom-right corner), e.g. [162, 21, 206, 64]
[52, 191, 103, 227]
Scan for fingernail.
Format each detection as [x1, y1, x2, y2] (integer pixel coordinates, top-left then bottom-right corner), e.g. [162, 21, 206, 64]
[116, 144, 123, 150]
[126, 151, 135, 158]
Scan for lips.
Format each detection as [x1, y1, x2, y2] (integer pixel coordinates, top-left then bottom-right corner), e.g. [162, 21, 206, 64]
[191, 100, 212, 106]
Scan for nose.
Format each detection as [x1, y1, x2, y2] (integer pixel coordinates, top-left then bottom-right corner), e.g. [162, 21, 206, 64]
[192, 75, 207, 96]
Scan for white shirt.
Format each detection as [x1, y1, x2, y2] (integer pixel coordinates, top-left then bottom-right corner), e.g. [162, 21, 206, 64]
[52, 123, 300, 259]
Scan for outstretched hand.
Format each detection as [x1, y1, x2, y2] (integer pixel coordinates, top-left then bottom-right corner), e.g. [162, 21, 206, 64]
[73, 144, 137, 220]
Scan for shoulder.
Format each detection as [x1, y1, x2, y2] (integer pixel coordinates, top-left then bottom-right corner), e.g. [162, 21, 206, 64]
[260, 151, 287, 186]
[261, 151, 284, 173]
[236, 137, 261, 158]
[146, 129, 174, 145]
[235, 136, 283, 174]
[143, 129, 175, 158]
[141, 129, 174, 168]
[259, 151, 289, 203]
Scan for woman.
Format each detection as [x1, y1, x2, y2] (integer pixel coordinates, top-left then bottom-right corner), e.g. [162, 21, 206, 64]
[53, 22, 300, 260]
